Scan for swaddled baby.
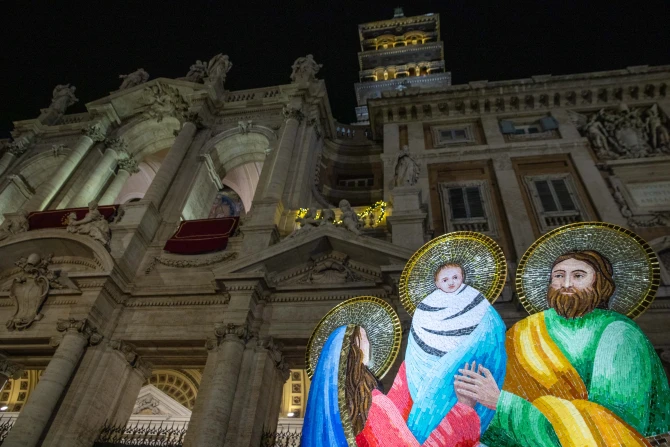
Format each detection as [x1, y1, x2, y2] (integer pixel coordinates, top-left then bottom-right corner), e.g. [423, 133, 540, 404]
[404, 263, 506, 442]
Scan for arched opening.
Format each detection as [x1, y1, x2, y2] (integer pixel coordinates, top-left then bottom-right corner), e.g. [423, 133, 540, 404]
[0, 151, 70, 222]
[181, 131, 271, 221]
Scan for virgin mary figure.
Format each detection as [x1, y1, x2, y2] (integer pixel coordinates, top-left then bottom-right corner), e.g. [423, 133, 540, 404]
[301, 296, 482, 447]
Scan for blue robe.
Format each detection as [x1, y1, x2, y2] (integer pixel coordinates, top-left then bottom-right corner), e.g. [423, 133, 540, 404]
[301, 326, 349, 447]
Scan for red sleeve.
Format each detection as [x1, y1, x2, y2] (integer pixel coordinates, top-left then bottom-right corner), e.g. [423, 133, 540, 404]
[385, 362, 413, 421]
[422, 403, 480, 447]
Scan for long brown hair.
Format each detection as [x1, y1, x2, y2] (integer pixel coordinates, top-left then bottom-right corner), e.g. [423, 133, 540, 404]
[345, 326, 378, 435]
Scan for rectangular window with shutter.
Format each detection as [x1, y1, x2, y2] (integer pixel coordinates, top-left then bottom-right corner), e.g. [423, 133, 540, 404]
[438, 181, 497, 236]
[524, 174, 584, 233]
[533, 179, 576, 212]
[447, 186, 485, 219]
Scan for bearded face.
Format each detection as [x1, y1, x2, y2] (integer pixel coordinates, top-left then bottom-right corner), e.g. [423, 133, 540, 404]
[547, 255, 614, 319]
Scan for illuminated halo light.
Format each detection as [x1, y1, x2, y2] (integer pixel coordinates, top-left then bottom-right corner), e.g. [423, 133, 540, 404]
[399, 232, 507, 315]
[305, 296, 402, 380]
[516, 222, 659, 319]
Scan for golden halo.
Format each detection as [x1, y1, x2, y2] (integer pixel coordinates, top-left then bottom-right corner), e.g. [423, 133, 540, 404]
[305, 296, 402, 380]
[516, 222, 660, 319]
[399, 232, 507, 315]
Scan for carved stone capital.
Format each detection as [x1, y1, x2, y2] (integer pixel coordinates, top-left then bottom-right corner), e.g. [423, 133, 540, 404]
[83, 123, 108, 142]
[109, 339, 152, 378]
[257, 337, 288, 374]
[282, 105, 304, 123]
[0, 357, 23, 380]
[214, 323, 250, 344]
[104, 137, 128, 153]
[117, 157, 140, 174]
[6, 140, 29, 157]
[56, 318, 103, 346]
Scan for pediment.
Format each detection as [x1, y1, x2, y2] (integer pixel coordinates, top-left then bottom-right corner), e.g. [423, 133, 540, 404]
[215, 225, 412, 284]
[132, 384, 192, 417]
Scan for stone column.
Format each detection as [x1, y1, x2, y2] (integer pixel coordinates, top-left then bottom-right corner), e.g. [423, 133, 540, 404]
[42, 340, 152, 447]
[0, 140, 31, 177]
[67, 138, 128, 208]
[183, 324, 248, 447]
[0, 356, 23, 393]
[264, 105, 304, 202]
[388, 186, 427, 251]
[3, 319, 102, 447]
[142, 122, 197, 210]
[98, 158, 140, 206]
[25, 120, 110, 211]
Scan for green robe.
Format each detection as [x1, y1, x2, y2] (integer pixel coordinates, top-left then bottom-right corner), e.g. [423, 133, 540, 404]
[481, 309, 670, 447]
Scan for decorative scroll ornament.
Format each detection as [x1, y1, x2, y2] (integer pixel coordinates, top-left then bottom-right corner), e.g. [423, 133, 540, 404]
[399, 232, 507, 315]
[56, 318, 103, 345]
[144, 251, 237, 274]
[6, 254, 65, 331]
[0, 357, 23, 379]
[258, 337, 289, 376]
[306, 296, 402, 379]
[516, 222, 659, 319]
[104, 137, 128, 153]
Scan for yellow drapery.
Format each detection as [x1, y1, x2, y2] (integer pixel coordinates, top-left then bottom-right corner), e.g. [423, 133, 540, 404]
[503, 313, 650, 447]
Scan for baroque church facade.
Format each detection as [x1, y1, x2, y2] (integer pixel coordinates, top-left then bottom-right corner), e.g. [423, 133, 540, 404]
[0, 8, 669, 447]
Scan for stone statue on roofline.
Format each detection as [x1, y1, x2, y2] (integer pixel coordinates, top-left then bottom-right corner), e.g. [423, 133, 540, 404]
[290, 54, 322, 84]
[118, 68, 150, 90]
[49, 84, 78, 114]
[338, 199, 362, 235]
[206, 54, 232, 87]
[184, 60, 208, 83]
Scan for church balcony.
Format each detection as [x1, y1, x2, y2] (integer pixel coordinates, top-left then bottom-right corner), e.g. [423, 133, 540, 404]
[358, 42, 444, 71]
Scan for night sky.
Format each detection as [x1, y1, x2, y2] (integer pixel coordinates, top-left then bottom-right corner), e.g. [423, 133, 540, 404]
[2, 0, 669, 138]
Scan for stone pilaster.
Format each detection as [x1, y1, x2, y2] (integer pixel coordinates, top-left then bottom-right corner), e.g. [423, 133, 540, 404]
[491, 156, 536, 258]
[67, 138, 128, 208]
[183, 323, 250, 447]
[225, 337, 289, 447]
[41, 339, 152, 447]
[98, 157, 140, 206]
[387, 186, 427, 251]
[4, 318, 102, 447]
[25, 119, 111, 211]
[142, 122, 197, 210]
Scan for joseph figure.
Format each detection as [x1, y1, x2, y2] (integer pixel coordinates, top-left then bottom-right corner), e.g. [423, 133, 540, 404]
[456, 250, 670, 446]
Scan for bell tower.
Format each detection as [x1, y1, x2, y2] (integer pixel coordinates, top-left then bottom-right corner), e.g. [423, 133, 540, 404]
[354, 7, 451, 123]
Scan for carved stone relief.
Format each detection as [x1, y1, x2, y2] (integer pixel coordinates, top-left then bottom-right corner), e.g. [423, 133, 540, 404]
[6, 254, 65, 331]
[118, 68, 149, 90]
[142, 83, 190, 123]
[570, 103, 670, 160]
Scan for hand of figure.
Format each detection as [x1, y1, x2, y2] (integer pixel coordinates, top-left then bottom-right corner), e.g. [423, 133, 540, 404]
[454, 361, 477, 408]
[454, 361, 500, 410]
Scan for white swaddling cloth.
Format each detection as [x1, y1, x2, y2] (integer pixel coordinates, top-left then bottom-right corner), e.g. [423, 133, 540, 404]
[410, 283, 489, 356]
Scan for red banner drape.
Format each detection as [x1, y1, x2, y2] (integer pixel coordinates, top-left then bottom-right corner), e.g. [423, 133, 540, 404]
[28, 206, 119, 230]
[163, 217, 239, 254]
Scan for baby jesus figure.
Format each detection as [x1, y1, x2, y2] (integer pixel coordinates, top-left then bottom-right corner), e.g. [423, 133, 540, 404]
[402, 263, 507, 443]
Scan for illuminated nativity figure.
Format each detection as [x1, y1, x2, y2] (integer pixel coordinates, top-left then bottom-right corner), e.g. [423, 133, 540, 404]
[398, 232, 508, 444]
[455, 222, 670, 447]
[301, 297, 482, 447]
